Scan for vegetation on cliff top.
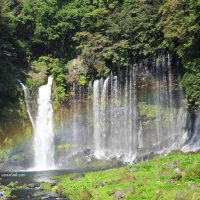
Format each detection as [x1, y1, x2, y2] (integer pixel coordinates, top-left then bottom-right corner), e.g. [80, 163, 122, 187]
[0, 0, 200, 125]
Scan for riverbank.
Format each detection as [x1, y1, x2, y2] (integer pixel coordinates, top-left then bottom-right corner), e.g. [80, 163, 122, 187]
[47, 151, 200, 200]
[1, 151, 200, 199]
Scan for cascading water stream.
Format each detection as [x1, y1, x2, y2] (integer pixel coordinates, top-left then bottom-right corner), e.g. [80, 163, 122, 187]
[18, 81, 35, 127]
[100, 77, 109, 154]
[16, 55, 200, 170]
[93, 80, 102, 158]
[19, 77, 54, 170]
[34, 77, 54, 170]
[89, 55, 188, 163]
[182, 109, 200, 152]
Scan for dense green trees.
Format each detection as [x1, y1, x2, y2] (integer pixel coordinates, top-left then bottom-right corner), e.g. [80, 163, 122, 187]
[159, 0, 200, 111]
[0, 1, 27, 124]
[0, 0, 200, 119]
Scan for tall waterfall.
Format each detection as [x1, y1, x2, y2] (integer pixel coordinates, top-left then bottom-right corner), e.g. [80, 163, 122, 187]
[34, 77, 54, 170]
[89, 56, 186, 162]
[93, 80, 102, 158]
[64, 55, 189, 164]
[18, 55, 200, 169]
[20, 77, 54, 170]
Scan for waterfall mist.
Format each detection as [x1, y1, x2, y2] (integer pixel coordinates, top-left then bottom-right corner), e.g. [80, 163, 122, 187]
[18, 55, 200, 170]
[20, 77, 54, 170]
[34, 77, 54, 170]
[55, 55, 195, 167]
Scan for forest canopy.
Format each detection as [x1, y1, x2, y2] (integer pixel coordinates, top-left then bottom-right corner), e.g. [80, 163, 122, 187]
[0, 0, 200, 124]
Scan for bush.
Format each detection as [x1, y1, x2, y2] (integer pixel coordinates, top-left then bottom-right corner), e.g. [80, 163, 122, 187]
[182, 59, 200, 111]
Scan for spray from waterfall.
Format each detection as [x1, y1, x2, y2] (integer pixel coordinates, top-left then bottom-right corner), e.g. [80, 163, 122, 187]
[93, 80, 102, 158]
[34, 77, 54, 170]
[19, 77, 54, 170]
[52, 55, 189, 166]
[182, 109, 200, 152]
[89, 55, 187, 163]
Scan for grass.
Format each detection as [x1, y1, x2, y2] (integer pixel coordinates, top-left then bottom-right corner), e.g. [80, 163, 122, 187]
[49, 151, 200, 200]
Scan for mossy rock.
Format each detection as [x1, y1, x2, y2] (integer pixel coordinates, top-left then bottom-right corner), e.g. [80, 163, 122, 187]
[40, 182, 52, 191]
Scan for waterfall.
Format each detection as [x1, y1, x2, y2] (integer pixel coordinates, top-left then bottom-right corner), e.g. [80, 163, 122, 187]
[138, 120, 143, 149]
[100, 77, 109, 154]
[182, 110, 200, 152]
[93, 80, 102, 158]
[91, 67, 139, 161]
[19, 77, 54, 170]
[51, 54, 191, 168]
[19, 81, 35, 127]
[72, 83, 78, 148]
[155, 58, 163, 149]
[18, 54, 199, 169]
[110, 75, 119, 155]
[34, 77, 54, 170]
[89, 55, 187, 163]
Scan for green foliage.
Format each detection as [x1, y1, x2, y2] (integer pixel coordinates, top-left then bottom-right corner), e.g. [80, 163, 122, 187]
[81, 8, 109, 32]
[0, 0, 29, 129]
[37, 56, 68, 105]
[182, 59, 200, 111]
[79, 75, 87, 86]
[48, 152, 200, 200]
[26, 59, 48, 91]
[40, 182, 52, 191]
[0, 0, 200, 123]
[159, 0, 200, 58]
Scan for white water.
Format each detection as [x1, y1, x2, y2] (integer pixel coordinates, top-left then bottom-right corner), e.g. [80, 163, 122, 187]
[182, 109, 200, 152]
[93, 80, 102, 158]
[89, 56, 188, 163]
[17, 55, 200, 169]
[20, 77, 54, 170]
[19, 82, 35, 127]
[34, 77, 54, 170]
[63, 56, 189, 164]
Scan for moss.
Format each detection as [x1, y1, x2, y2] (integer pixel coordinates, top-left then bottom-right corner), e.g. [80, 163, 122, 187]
[46, 152, 200, 200]
[7, 182, 16, 188]
[3, 186, 12, 197]
[40, 182, 52, 191]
